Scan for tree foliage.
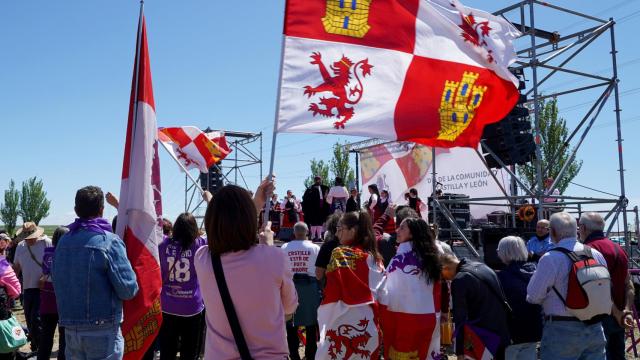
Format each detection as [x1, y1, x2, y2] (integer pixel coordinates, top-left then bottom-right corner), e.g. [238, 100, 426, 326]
[19, 177, 51, 225]
[0, 180, 21, 236]
[518, 98, 582, 193]
[304, 159, 331, 188]
[304, 142, 357, 189]
[329, 142, 356, 188]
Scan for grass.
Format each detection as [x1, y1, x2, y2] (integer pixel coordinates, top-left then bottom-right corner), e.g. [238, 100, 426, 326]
[41, 225, 60, 237]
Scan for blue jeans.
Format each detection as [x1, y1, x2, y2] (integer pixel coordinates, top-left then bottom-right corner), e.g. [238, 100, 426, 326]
[65, 326, 124, 360]
[540, 320, 606, 360]
[505, 342, 537, 360]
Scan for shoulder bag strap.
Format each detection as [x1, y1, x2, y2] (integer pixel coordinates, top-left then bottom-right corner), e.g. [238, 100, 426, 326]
[26, 244, 43, 269]
[211, 253, 253, 360]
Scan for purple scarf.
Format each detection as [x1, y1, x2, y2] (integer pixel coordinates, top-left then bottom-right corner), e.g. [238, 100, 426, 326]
[68, 217, 113, 235]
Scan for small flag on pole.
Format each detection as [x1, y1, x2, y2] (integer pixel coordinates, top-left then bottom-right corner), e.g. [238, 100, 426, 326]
[158, 126, 231, 173]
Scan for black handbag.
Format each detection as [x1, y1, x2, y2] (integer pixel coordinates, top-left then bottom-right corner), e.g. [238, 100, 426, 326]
[211, 254, 254, 360]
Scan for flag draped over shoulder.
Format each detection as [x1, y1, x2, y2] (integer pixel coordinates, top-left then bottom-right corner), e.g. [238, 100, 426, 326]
[317, 246, 384, 360]
[116, 13, 163, 359]
[277, 0, 520, 148]
[158, 126, 231, 173]
[377, 242, 443, 360]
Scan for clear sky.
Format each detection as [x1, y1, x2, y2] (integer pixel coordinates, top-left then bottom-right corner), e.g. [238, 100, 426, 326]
[0, 0, 638, 227]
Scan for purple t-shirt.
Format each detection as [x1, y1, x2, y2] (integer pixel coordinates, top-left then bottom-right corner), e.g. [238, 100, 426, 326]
[159, 236, 207, 316]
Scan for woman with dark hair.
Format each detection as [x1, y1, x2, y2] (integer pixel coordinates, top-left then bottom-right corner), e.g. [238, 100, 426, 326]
[407, 188, 424, 218]
[158, 213, 207, 360]
[194, 183, 298, 360]
[316, 211, 385, 359]
[38, 226, 69, 360]
[314, 213, 343, 283]
[377, 218, 443, 359]
[0, 246, 21, 360]
[367, 184, 382, 221]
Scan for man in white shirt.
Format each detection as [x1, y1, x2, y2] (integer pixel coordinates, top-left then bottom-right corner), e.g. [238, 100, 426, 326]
[13, 222, 53, 351]
[526, 212, 608, 360]
[281, 222, 321, 360]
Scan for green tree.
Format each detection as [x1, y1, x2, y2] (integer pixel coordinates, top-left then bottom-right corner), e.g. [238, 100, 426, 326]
[330, 142, 356, 188]
[303, 159, 330, 189]
[0, 180, 21, 236]
[19, 177, 51, 225]
[518, 98, 582, 193]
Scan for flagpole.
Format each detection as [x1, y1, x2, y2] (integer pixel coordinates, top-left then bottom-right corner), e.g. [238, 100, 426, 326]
[130, 0, 144, 149]
[159, 141, 206, 194]
[264, 35, 287, 224]
[118, 0, 145, 236]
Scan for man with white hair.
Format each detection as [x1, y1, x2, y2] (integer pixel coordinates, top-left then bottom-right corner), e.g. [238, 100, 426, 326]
[281, 222, 321, 360]
[527, 212, 608, 359]
[579, 212, 634, 360]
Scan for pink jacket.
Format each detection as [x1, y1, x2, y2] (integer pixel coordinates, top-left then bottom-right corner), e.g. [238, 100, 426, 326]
[0, 267, 21, 299]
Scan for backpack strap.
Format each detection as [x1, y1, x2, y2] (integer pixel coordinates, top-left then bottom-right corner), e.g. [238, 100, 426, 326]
[211, 254, 253, 360]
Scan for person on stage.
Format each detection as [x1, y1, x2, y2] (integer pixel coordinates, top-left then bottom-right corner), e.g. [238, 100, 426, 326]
[302, 176, 330, 242]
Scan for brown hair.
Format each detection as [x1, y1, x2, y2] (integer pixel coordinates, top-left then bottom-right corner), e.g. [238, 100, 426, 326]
[340, 211, 381, 261]
[172, 213, 198, 250]
[204, 185, 258, 255]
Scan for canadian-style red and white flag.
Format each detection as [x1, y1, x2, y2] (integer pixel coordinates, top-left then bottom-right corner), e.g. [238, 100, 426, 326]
[116, 12, 163, 359]
[158, 126, 231, 173]
[277, 0, 520, 148]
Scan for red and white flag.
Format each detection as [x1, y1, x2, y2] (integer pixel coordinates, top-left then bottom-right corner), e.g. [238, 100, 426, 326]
[116, 12, 163, 359]
[277, 0, 520, 148]
[316, 246, 384, 360]
[158, 126, 231, 173]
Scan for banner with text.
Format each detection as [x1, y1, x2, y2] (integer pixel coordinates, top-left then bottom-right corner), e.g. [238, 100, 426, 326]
[359, 142, 510, 219]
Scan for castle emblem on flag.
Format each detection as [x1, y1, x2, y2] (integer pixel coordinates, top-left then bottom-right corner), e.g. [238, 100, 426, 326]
[326, 318, 372, 359]
[303, 52, 373, 129]
[437, 72, 487, 141]
[322, 0, 373, 38]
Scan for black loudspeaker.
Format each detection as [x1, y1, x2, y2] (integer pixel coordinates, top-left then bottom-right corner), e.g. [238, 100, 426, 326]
[481, 227, 537, 271]
[199, 163, 224, 194]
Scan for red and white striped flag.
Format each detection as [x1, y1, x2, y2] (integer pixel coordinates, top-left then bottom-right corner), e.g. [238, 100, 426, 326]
[158, 126, 231, 173]
[277, 0, 520, 148]
[116, 11, 163, 359]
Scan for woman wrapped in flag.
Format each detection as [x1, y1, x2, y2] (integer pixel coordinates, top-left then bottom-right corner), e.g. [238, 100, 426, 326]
[316, 211, 385, 360]
[377, 218, 444, 360]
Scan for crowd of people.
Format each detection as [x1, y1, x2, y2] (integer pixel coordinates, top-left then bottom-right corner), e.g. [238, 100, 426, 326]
[0, 176, 635, 360]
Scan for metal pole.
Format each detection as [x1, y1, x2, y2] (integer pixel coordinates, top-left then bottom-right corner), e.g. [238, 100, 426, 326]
[609, 20, 630, 251]
[431, 147, 438, 225]
[528, 0, 545, 220]
[264, 35, 287, 224]
[234, 140, 238, 185]
[355, 152, 360, 192]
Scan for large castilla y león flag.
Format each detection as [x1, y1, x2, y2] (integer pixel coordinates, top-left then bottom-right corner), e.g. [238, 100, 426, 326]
[277, 0, 520, 148]
[116, 11, 163, 360]
[158, 126, 231, 173]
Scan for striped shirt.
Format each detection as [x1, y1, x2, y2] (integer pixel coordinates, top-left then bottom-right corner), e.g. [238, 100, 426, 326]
[526, 238, 607, 317]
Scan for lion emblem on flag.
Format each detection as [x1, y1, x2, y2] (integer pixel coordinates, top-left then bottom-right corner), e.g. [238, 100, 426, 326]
[303, 52, 373, 129]
[326, 318, 372, 359]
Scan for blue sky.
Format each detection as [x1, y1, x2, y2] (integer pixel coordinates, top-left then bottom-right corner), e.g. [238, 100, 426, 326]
[0, 0, 638, 227]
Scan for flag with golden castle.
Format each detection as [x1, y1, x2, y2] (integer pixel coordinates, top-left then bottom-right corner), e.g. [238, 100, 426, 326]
[277, 0, 521, 148]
